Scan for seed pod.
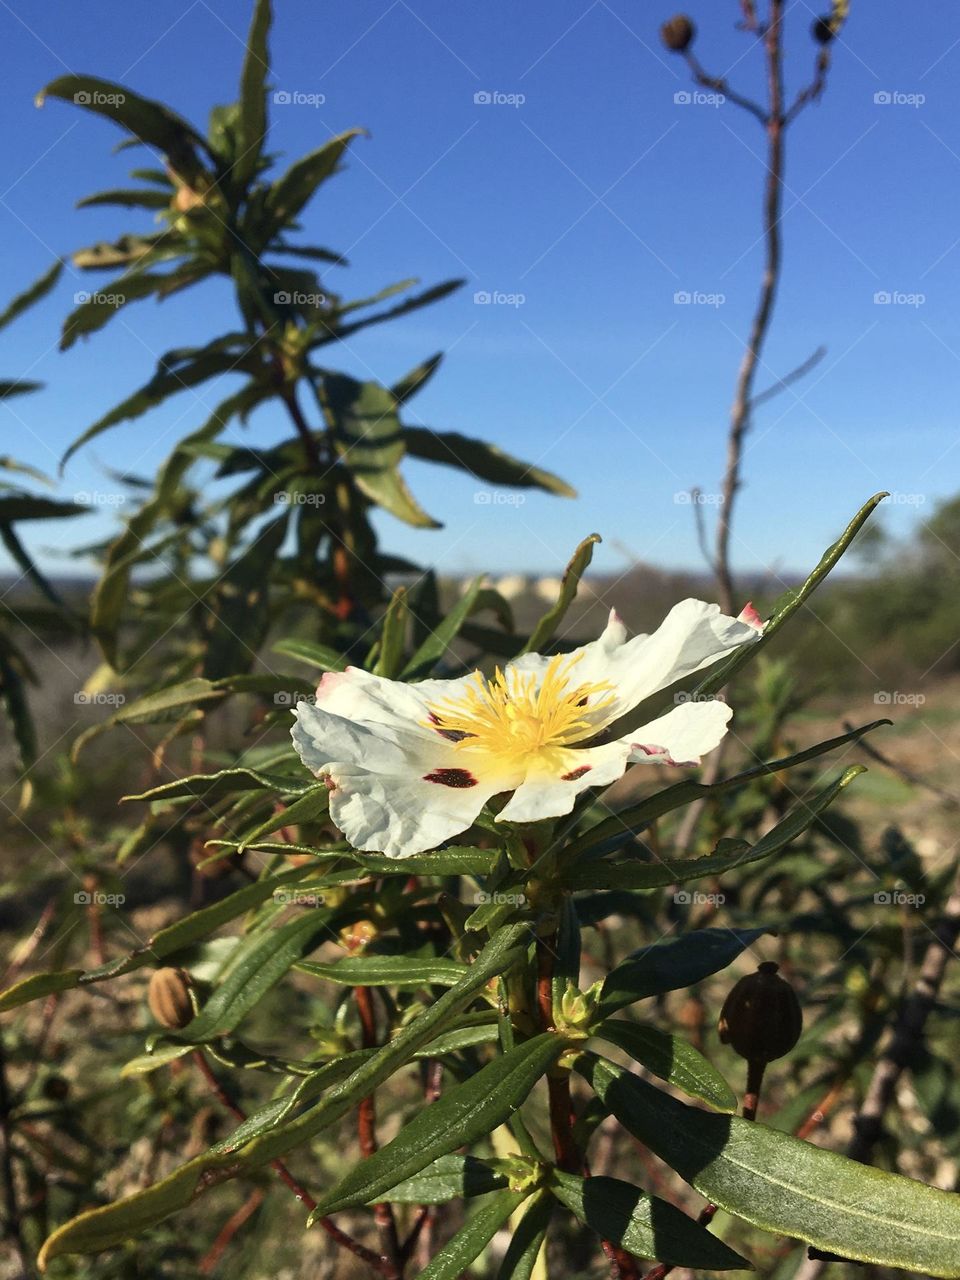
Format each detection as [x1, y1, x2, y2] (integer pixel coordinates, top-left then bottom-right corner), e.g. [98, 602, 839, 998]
[812, 15, 834, 43]
[717, 961, 802, 1063]
[148, 967, 194, 1030]
[660, 15, 695, 52]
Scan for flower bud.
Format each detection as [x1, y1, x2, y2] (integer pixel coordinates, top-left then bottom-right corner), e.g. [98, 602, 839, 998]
[148, 967, 194, 1030]
[661, 15, 695, 53]
[717, 961, 802, 1063]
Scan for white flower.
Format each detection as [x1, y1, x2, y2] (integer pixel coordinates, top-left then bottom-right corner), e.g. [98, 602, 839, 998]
[291, 600, 763, 858]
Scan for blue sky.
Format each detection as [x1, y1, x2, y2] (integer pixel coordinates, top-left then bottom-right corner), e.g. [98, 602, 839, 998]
[1, 0, 958, 580]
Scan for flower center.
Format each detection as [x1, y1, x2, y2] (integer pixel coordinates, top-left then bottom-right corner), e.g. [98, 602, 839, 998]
[426, 654, 616, 772]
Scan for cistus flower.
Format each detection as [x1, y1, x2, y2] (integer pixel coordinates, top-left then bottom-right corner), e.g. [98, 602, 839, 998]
[291, 599, 763, 858]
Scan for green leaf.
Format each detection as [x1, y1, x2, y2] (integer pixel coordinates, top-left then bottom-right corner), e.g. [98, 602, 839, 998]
[311, 1032, 563, 1217]
[415, 1188, 530, 1280]
[594, 1020, 736, 1112]
[0, 495, 84, 522]
[599, 929, 769, 1016]
[379, 1154, 508, 1204]
[375, 587, 408, 677]
[234, 0, 271, 184]
[0, 634, 37, 770]
[37, 923, 530, 1265]
[565, 766, 865, 892]
[0, 969, 84, 1014]
[157, 908, 334, 1045]
[297, 954, 469, 988]
[404, 427, 576, 497]
[265, 128, 364, 229]
[401, 575, 484, 679]
[0, 260, 63, 332]
[120, 1043, 193, 1077]
[76, 188, 171, 209]
[123, 765, 309, 804]
[523, 534, 600, 654]
[550, 1169, 749, 1269]
[272, 637, 348, 672]
[235, 783, 328, 851]
[71, 678, 227, 760]
[39, 75, 208, 174]
[498, 1191, 554, 1280]
[391, 351, 444, 404]
[60, 268, 208, 352]
[566, 720, 890, 860]
[578, 1055, 960, 1277]
[694, 493, 888, 697]
[201, 515, 288, 679]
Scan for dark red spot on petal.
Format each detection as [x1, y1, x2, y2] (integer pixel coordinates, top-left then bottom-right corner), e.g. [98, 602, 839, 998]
[634, 744, 665, 757]
[423, 767, 478, 788]
[562, 765, 592, 781]
[427, 712, 474, 743]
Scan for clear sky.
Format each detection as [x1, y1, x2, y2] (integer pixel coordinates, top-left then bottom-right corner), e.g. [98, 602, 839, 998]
[1, 0, 958, 581]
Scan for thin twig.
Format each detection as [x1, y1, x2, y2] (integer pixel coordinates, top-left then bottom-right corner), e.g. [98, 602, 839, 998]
[355, 986, 403, 1277]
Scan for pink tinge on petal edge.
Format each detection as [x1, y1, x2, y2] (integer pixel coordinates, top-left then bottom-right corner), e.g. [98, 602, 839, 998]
[315, 669, 349, 699]
[737, 601, 764, 631]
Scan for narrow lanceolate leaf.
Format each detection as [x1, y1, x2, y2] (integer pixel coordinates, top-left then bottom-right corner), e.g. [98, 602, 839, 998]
[0, 970, 84, 1014]
[599, 929, 769, 1016]
[416, 1188, 529, 1280]
[265, 128, 364, 228]
[234, 0, 271, 184]
[37, 924, 529, 1266]
[497, 1190, 554, 1280]
[272, 637, 348, 672]
[123, 765, 309, 804]
[311, 1033, 563, 1218]
[523, 533, 600, 654]
[38, 76, 209, 169]
[579, 1055, 960, 1278]
[550, 1170, 749, 1270]
[403, 427, 576, 497]
[157, 909, 334, 1045]
[594, 1020, 736, 1112]
[565, 767, 865, 892]
[378, 1154, 508, 1205]
[0, 260, 63, 332]
[566, 720, 889, 859]
[297, 955, 469, 988]
[694, 493, 888, 697]
[71, 679, 227, 760]
[401, 575, 485, 679]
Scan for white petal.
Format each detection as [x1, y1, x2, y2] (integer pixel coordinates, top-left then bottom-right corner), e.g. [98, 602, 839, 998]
[624, 699, 733, 766]
[325, 762, 503, 858]
[291, 700, 420, 774]
[496, 742, 632, 824]
[311, 666, 487, 749]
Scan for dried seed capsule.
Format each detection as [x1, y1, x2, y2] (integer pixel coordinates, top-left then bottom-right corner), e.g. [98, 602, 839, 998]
[812, 16, 835, 43]
[661, 15, 695, 52]
[717, 961, 802, 1063]
[148, 967, 194, 1030]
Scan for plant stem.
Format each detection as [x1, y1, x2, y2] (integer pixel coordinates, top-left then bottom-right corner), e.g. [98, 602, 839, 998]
[0, 1032, 29, 1276]
[355, 986, 403, 1278]
[714, 0, 784, 615]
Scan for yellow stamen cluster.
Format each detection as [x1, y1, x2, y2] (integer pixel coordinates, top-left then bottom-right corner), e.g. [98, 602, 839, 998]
[427, 654, 615, 772]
